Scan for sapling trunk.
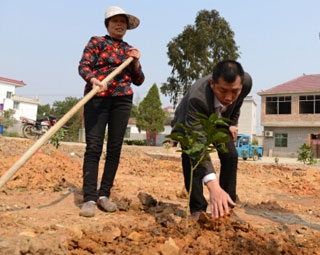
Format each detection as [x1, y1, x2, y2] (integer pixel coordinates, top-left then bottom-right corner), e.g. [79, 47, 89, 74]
[165, 112, 230, 230]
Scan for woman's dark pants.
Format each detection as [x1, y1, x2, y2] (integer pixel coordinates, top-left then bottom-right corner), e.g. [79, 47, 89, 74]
[82, 95, 132, 202]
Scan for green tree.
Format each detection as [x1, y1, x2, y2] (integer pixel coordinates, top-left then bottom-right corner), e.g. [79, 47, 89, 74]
[136, 84, 166, 146]
[51, 97, 81, 142]
[0, 109, 17, 129]
[161, 9, 240, 106]
[130, 104, 138, 118]
[37, 104, 52, 119]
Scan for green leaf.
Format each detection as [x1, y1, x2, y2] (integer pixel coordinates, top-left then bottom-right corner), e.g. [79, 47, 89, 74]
[215, 119, 230, 127]
[195, 112, 209, 120]
[208, 113, 219, 123]
[166, 132, 184, 140]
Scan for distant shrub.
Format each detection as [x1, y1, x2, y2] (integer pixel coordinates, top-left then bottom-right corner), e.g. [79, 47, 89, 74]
[49, 128, 67, 149]
[252, 139, 259, 146]
[163, 141, 171, 150]
[4, 131, 19, 137]
[124, 139, 147, 146]
[297, 143, 317, 165]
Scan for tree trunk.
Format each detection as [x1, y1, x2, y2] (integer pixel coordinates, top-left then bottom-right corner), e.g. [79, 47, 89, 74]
[146, 131, 157, 146]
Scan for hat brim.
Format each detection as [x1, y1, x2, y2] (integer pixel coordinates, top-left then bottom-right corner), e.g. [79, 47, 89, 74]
[125, 14, 140, 30]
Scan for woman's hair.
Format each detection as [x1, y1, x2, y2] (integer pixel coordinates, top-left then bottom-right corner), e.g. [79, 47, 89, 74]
[104, 15, 129, 29]
[212, 60, 244, 84]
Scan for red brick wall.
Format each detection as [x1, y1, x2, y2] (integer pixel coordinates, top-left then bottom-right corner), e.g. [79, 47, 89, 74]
[261, 95, 320, 124]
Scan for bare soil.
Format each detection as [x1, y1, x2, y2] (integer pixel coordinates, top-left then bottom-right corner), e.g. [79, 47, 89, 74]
[0, 136, 320, 255]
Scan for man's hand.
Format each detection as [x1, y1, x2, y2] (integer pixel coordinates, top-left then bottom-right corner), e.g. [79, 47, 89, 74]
[206, 180, 236, 218]
[229, 125, 238, 142]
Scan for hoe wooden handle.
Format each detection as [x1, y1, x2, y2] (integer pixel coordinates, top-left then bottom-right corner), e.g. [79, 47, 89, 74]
[0, 57, 134, 189]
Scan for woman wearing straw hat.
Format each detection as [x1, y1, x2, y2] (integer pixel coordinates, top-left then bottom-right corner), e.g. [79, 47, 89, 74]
[78, 6, 144, 217]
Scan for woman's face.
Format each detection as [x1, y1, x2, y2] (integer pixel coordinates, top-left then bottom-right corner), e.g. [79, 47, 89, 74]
[107, 15, 128, 39]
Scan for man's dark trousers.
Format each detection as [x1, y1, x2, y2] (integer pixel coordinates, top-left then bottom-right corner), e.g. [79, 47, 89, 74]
[181, 132, 238, 213]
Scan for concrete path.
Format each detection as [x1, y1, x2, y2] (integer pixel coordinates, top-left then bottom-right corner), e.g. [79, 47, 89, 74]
[137, 144, 320, 167]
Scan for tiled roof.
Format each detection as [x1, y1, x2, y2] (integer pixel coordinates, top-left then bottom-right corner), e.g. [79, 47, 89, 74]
[163, 106, 173, 110]
[0, 76, 26, 86]
[128, 117, 136, 125]
[258, 74, 320, 95]
[163, 106, 174, 112]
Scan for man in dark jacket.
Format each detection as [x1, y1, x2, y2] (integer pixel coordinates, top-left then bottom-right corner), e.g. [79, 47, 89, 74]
[171, 60, 252, 218]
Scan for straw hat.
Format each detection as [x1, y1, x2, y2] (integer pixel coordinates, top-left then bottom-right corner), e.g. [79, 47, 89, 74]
[104, 6, 140, 30]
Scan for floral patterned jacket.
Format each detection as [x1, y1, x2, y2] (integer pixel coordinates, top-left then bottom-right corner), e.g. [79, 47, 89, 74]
[78, 35, 145, 97]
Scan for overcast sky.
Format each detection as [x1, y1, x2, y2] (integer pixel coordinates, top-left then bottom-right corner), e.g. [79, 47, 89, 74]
[1, 0, 319, 132]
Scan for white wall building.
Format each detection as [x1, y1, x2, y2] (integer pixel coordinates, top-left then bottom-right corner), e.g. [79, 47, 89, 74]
[0, 76, 39, 123]
[124, 107, 174, 146]
[126, 120, 146, 140]
[238, 96, 257, 139]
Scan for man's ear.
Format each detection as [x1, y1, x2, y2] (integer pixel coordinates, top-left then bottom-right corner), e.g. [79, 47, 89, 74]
[210, 79, 215, 89]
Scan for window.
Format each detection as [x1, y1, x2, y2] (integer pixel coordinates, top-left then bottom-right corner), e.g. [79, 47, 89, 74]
[13, 102, 20, 110]
[299, 95, 320, 114]
[275, 133, 288, 147]
[242, 137, 248, 145]
[6, 91, 12, 99]
[266, 96, 291, 114]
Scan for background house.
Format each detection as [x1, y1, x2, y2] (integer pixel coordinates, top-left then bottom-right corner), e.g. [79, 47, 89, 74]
[125, 117, 146, 141]
[0, 76, 39, 134]
[0, 76, 39, 120]
[125, 106, 174, 146]
[258, 74, 320, 158]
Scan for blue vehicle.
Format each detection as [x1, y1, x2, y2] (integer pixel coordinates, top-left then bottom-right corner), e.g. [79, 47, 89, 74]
[236, 134, 264, 161]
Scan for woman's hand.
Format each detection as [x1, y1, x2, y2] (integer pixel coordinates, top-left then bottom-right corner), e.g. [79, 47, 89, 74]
[129, 47, 141, 60]
[90, 77, 106, 92]
[128, 47, 141, 71]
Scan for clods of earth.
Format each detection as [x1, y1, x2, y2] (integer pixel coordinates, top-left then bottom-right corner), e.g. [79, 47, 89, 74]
[0, 136, 320, 254]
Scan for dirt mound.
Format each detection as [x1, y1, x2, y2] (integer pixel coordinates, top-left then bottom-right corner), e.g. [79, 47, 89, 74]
[0, 146, 82, 192]
[67, 212, 309, 255]
[0, 136, 320, 255]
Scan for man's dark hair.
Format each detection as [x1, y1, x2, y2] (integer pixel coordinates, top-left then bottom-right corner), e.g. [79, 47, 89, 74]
[212, 60, 244, 84]
[104, 15, 129, 29]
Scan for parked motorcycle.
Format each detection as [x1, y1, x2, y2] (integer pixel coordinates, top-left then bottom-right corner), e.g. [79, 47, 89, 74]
[21, 115, 57, 139]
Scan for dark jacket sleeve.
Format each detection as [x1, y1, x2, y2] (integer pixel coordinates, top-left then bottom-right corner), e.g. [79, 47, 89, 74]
[185, 97, 207, 128]
[172, 78, 216, 177]
[130, 63, 145, 86]
[78, 36, 100, 82]
[185, 98, 216, 176]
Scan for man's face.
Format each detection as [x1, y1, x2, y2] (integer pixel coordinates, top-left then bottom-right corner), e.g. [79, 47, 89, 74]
[210, 76, 242, 106]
